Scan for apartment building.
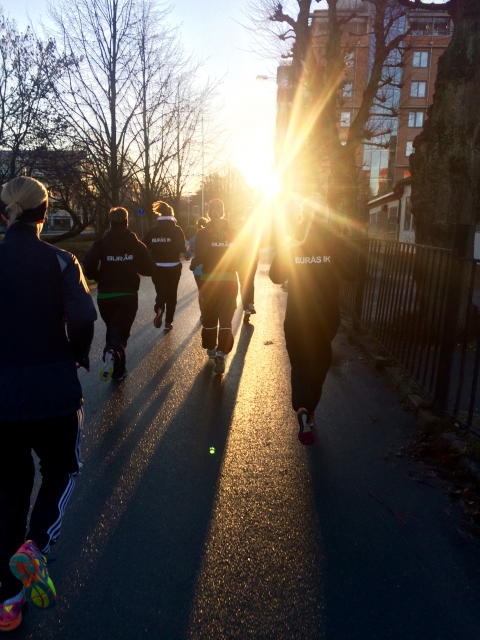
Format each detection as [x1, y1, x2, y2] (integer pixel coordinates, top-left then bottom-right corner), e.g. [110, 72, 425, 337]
[298, 0, 452, 240]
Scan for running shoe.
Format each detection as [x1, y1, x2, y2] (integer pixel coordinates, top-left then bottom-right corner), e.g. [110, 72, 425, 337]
[164, 322, 173, 331]
[0, 591, 25, 632]
[248, 303, 256, 314]
[9, 541, 57, 609]
[206, 348, 217, 359]
[243, 309, 251, 323]
[213, 351, 225, 374]
[112, 369, 128, 381]
[297, 408, 315, 446]
[153, 308, 163, 328]
[100, 349, 115, 382]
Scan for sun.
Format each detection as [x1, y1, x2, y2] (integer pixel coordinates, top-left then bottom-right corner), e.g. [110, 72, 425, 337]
[260, 171, 281, 198]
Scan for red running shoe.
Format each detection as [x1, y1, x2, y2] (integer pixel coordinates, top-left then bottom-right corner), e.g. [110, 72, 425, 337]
[297, 408, 315, 445]
[0, 591, 25, 632]
[153, 308, 163, 328]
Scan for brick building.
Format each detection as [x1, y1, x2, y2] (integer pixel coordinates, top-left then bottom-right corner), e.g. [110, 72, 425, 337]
[274, 0, 452, 240]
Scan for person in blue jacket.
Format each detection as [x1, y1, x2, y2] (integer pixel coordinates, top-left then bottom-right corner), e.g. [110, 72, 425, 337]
[0, 176, 97, 631]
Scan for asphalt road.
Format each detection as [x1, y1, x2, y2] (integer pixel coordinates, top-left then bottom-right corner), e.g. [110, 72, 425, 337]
[12, 252, 480, 639]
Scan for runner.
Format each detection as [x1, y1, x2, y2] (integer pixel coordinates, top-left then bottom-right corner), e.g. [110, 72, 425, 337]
[83, 207, 153, 381]
[236, 206, 259, 322]
[269, 197, 354, 445]
[142, 201, 186, 331]
[191, 199, 238, 374]
[188, 217, 208, 319]
[0, 176, 96, 631]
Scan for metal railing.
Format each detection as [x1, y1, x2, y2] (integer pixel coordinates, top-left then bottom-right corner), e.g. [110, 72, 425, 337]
[340, 236, 480, 432]
[341, 239, 451, 395]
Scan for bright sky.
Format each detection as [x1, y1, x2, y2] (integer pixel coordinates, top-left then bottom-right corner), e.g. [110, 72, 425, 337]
[0, 0, 449, 190]
[0, 0, 279, 190]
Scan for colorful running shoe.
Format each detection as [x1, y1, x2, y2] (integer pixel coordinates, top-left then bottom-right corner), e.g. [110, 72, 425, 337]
[0, 591, 25, 632]
[153, 308, 163, 328]
[297, 408, 315, 446]
[206, 348, 217, 359]
[164, 322, 173, 331]
[248, 303, 256, 314]
[9, 541, 56, 609]
[213, 351, 225, 374]
[100, 349, 115, 382]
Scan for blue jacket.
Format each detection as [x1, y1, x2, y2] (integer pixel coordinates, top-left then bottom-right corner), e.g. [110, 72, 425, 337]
[0, 223, 97, 422]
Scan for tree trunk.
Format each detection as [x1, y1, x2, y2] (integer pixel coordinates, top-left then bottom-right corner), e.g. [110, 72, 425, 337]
[410, 0, 480, 253]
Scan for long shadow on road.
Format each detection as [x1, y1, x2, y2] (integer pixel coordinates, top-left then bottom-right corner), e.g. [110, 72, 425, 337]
[16, 322, 255, 640]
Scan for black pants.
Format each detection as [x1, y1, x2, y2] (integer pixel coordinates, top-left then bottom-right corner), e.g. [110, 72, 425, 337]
[153, 264, 182, 323]
[238, 261, 258, 310]
[0, 410, 82, 601]
[201, 280, 238, 354]
[98, 295, 138, 377]
[285, 313, 339, 413]
[194, 275, 204, 315]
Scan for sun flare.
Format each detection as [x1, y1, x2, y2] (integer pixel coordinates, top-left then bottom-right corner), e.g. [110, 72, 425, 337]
[260, 171, 281, 198]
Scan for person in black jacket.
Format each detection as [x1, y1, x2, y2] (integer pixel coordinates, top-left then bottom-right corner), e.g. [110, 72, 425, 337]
[83, 207, 154, 382]
[143, 201, 186, 331]
[269, 197, 355, 445]
[191, 199, 238, 374]
[0, 176, 97, 631]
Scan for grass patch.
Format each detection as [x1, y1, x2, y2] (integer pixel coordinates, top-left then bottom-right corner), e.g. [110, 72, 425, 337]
[42, 232, 95, 262]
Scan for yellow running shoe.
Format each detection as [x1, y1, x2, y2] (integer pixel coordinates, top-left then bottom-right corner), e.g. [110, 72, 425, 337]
[9, 541, 57, 608]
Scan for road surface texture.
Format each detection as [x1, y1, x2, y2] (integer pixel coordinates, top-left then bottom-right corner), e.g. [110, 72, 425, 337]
[12, 252, 480, 639]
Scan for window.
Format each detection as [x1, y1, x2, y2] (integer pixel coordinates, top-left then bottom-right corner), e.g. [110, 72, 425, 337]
[433, 17, 450, 35]
[406, 141, 414, 156]
[408, 111, 424, 127]
[404, 196, 412, 231]
[343, 83, 353, 98]
[410, 81, 426, 98]
[315, 18, 328, 35]
[412, 51, 428, 68]
[409, 18, 430, 35]
[345, 52, 354, 68]
[340, 111, 351, 127]
[388, 206, 398, 234]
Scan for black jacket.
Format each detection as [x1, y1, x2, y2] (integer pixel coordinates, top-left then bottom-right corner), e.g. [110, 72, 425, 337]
[0, 222, 97, 422]
[83, 225, 154, 294]
[143, 217, 186, 264]
[269, 220, 355, 338]
[191, 219, 238, 279]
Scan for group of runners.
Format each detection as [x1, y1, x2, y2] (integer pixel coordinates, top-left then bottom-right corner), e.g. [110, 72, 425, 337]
[0, 175, 352, 631]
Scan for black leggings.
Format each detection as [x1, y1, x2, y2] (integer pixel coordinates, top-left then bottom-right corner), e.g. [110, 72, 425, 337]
[153, 264, 182, 323]
[238, 261, 258, 310]
[284, 314, 339, 413]
[98, 295, 138, 377]
[0, 410, 82, 601]
[201, 280, 238, 354]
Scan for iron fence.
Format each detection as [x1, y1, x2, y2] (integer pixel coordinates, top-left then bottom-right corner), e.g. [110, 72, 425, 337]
[340, 237, 480, 432]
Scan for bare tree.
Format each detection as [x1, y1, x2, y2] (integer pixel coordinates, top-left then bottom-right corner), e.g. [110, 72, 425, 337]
[48, 0, 141, 207]
[0, 17, 69, 182]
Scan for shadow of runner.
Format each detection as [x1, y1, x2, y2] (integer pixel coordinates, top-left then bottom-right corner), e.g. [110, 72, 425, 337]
[67, 322, 256, 640]
[16, 322, 256, 640]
